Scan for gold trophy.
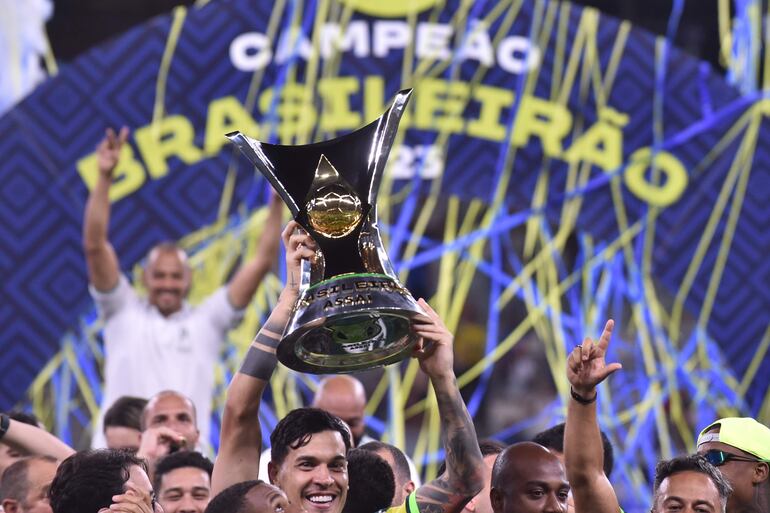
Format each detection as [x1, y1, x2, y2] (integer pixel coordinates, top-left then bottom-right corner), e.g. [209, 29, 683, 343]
[228, 89, 428, 373]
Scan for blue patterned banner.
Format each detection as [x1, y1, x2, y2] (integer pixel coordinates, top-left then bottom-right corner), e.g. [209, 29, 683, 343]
[1, 1, 768, 510]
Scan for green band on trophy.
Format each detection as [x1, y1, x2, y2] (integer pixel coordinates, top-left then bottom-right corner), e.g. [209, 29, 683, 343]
[227, 89, 428, 373]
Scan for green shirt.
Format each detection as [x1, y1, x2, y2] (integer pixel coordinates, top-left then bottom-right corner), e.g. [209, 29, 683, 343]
[386, 492, 419, 513]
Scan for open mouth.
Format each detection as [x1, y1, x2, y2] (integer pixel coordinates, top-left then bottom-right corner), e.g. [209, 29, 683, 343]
[304, 493, 337, 510]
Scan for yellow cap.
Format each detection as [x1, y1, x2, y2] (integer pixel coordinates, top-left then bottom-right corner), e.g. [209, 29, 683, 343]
[697, 417, 770, 460]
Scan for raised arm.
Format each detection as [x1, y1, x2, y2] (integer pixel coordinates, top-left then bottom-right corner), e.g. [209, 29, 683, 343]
[226, 192, 284, 309]
[82, 127, 128, 292]
[565, 320, 622, 513]
[410, 300, 485, 513]
[211, 221, 316, 495]
[1, 416, 75, 461]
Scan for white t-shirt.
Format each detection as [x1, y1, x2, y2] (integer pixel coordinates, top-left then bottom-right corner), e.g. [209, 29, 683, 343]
[90, 275, 243, 449]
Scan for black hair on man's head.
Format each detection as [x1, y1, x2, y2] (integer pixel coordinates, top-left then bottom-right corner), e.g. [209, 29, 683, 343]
[103, 396, 148, 432]
[204, 480, 264, 513]
[269, 407, 352, 466]
[653, 454, 732, 512]
[358, 441, 411, 483]
[342, 449, 395, 513]
[154, 451, 213, 492]
[436, 438, 505, 476]
[0, 456, 57, 502]
[531, 423, 566, 451]
[532, 422, 615, 477]
[49, 449, 146, 513]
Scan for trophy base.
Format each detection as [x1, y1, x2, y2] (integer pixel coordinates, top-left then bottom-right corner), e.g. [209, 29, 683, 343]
[277, 273, 428, 373]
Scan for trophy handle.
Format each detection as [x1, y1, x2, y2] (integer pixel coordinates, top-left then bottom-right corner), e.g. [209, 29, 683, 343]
[358, 208, 398, 280]
[366, 89, 412, 203]
[300, 257, 312, 293]
[225, 131, 302, 217]
[296, 228, 325, 292]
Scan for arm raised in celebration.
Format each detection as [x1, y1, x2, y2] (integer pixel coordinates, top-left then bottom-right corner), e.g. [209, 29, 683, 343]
[211, 221, 316, 495]
[82, 127, 128, 292]
[410, 300, 485, 513]
[565, 320, 622, 513]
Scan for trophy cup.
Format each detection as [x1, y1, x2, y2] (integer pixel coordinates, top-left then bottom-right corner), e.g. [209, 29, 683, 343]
[227, 89, 428, 373]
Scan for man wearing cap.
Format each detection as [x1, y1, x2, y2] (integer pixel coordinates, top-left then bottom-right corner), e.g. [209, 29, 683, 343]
[697, 417, 770, 513]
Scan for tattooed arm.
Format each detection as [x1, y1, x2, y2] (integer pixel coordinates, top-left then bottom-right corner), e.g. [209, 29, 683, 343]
[211, 221, 316, 495]
[410, 300, 485, 513]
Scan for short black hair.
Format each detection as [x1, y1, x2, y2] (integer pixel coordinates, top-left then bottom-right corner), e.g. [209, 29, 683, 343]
[359, 441, 411, 483]
[270, 408, 352, 466]
[532, 422, 615, 477]
[49, 449, 147, 513]
[5, 411, 39, 427]
[436, 438, 505, 476]
[104, 396, 148, 431]
[154, 451, 213, 492]
[0, 456, 57, 502]
[204, 480, 264, 513]
[653, 454, 732, 511]
[343, 449, 395, 513]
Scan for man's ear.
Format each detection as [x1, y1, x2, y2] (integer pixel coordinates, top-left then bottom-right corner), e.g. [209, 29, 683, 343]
[268, 461, 278, 485]
[490, 488, 502, 512]
[752, 462, 769, 485]
[2, 498, 20, 513]
[141, 265, 150, 288]
[405, 480, 416, 495]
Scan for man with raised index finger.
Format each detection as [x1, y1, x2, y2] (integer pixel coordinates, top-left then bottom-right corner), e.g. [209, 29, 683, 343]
[562, 320, 734, 513]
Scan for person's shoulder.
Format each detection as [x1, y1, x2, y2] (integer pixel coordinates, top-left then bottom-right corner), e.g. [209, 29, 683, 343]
[91, 274, 140, 318]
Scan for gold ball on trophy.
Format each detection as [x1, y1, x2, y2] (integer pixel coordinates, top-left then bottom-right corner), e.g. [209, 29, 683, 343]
[306, 184, 363, 238]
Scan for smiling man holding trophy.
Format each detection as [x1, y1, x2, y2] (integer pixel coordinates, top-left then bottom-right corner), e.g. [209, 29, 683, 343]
[213, 89, 486, 513]
[227, 88, 428, 374]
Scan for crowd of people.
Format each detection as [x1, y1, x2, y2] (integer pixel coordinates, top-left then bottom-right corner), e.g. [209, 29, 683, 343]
[1, 129, 769, 513]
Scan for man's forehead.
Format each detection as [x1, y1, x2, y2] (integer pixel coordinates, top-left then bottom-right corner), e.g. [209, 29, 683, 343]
[160, 466, 211, 490]
[520, 461, 568, 484]
[659, 471, 720, 502]
[149, 394, 194, 413]
[696, 438, 758, 462]
[521, 477, 570, 490]
[508, 457, 566, 484]
[324, 405, 364, 422]
[147, 246, 188, 265]
[288, 430, 347, 458]
[315, 395, 365, 417]
[697, 440, 741, 454]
